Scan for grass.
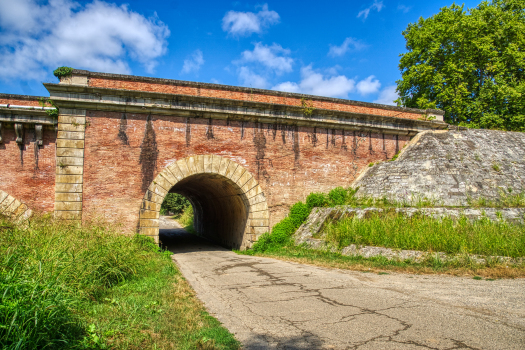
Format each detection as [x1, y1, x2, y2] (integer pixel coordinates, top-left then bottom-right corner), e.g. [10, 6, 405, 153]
[323, 212, 525, 258]
[0, 214, 239, 350]
[173, 205, 195, 234]
[239, 246, 525, 279]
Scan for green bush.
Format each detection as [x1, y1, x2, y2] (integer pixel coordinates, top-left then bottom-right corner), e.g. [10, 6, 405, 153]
[53, 66, 73, 79]
[328, 187, 348, 206]
[289, 201, 310, 227]
[306, 192, 328, 209]
[161, 193, 190, 216]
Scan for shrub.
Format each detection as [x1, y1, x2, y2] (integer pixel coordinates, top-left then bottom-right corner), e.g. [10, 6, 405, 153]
[306, 192, 328, 209]
[161, 193, 190, 216]
[328, 187, 348, 206]
[289, 202, 310, 227]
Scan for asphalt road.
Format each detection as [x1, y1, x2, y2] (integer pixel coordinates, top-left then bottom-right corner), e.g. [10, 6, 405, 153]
[159, 216, 525, 350]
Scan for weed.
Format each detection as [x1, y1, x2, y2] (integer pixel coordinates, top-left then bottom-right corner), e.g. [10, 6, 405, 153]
[492, 163, 501, 172]
[0, 215, 239, 350]
[473, 276, 483, 280]
[368, 162, 374, 167]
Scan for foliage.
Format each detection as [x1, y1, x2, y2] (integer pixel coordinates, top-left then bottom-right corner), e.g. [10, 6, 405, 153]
[396, 0, 525, 131]
[300, 97, 315, 117]
[0, 215, 239, 350]
[177, 205, 194, 230]
[161, 193, 190, 216]
[324, 211, 525, 258]
[53, 66, 73, 79]
[306, 192, 328, 209]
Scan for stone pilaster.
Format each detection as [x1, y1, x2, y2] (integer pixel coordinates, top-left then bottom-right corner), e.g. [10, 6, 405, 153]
[54, 109, 86, 221]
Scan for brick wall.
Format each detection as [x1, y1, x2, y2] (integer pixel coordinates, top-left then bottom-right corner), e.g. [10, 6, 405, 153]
[88, 78, 422, 121]
[0, 127, 56, 213]
[82, 110, 408, 232]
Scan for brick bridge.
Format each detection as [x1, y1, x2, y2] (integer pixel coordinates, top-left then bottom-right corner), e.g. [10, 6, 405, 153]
[0, 70, 447, 249]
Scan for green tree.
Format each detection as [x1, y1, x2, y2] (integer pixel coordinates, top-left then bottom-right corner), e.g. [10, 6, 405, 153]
[161, 193, 190, 216]
[396, 0, 525, 131]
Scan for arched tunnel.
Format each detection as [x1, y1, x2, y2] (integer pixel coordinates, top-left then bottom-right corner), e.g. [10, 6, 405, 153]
[165, 173, 249, 249]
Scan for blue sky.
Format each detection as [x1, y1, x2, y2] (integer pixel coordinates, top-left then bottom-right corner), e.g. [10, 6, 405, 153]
[0, 0, 481, 105]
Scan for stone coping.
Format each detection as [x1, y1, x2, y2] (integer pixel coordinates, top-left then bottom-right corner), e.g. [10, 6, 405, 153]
[45, 83, 447, 135]
[67, 69, 445, 116]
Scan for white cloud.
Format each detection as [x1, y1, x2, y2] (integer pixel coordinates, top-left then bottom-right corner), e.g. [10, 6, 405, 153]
[237, 43, 293, 75]
[328, 37, 366, 57]
[397, 5, 412, 13]
[373, 85, 399, 105]
[0, 0, 170, 81]
[238, 66, 268, 89]
[356, 75, 381, 95]
[357, 1, 384, 20]
[222, 4, 279, 37]
[181, 49, 204, 74]
[272, 65, 356, 98]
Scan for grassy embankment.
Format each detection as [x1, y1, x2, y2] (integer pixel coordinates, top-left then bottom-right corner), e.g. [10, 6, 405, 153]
[0, 214, 239, 350]
[239, 187, 525, 278]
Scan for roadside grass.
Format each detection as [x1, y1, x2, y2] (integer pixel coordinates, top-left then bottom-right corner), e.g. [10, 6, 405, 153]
[240, 246, 525, 279]
[323, 212, 525, 258]
[241, 186, 525, 278]
[173, 205, 195, 234]
[0, 214, 239, 350]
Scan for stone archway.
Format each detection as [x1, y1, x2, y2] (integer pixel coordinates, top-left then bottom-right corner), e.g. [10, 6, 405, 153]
[0, 189, 33, 221]
[138, 155, 269, 250]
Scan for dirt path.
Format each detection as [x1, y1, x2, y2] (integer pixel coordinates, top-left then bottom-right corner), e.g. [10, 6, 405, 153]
[159, 216, 525, 350]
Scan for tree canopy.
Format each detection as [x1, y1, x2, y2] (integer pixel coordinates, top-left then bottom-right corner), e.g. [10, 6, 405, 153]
[396, 0, 525, 131]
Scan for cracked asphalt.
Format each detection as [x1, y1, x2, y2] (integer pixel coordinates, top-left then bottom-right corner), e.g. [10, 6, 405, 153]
[159, 217, 525, 350]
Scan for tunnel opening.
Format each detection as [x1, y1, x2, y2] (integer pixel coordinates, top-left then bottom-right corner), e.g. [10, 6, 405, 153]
[164, 173, 249, 250]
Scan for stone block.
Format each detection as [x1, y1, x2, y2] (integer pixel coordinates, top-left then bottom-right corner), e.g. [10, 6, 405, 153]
[58, 123, 85, 132]
[56, 139, 85, 149]
[56, 157, 84, 166]
[56, 148, 84, 158]
[56, 165, 83, 175]
[0, 191, 8, 205]
[0, 196, 15, 213]
[204, 154, 213, 173]
[249, 193, 266, 206]
[55, 202, 83, 211]
[139, 227, 159, 236]
[194, 154, 205, 173]
[211, 155, 222, 173]
[249, 209, 269, 220]
[59, 109, 86, 117]
[141, 200, 162, 212]
[6, 199, 22, 215]
[231, 165, 246, 183]
[149, 178, 170, 195]
[218, 158, 230, 176]
[55, 193, 82, 202]
[58, 115, 86, 125]
[159, 169, 178, 187]
[242, 177, 258, 193]
[57, 131, 85, 140]
[144, 190, 164, 204]
[167, 163, 184, 181]
[225, 161, 239, 179]
[250, 219, 270, 227]
[176, 159, 190, 178]
[56, 175, 83, 184]
[245, 185, 263, 199]
[140, 219, 159, 227]
[252, 226, 269, 234]
[236, 171, 253, 189]
[250, 201, 268, 213]
[140, 209, 160, 220]
[186, 156, 197, 175]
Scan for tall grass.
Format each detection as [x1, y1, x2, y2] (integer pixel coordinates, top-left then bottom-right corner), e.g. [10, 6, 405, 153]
[0, 214, 239, 350]
[324, 212, 525, 257]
